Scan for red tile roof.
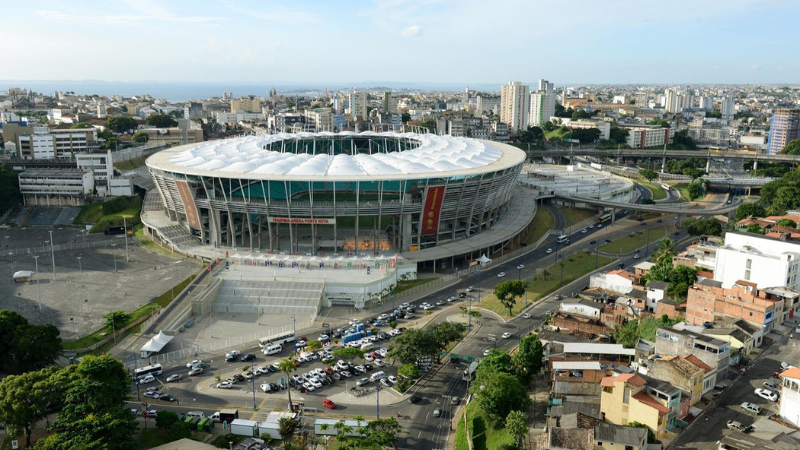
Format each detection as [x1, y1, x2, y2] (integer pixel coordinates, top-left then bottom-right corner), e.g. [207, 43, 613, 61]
[599, 373, 646, 387]
[780, 367, 800, 380]
[681, 355, 712, 374]
[633, 391, 670, 416]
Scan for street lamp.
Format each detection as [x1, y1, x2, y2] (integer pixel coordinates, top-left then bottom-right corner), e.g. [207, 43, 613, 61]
[112, 244, 118, 273]
[8, 251, 13, 277]
[48, 230, 55, 280]
[33, 256, 41, 311]
[77, 256, 82, 273]
[645, 227, 653, 258]
[122, 215, 130, 262]
[559, 255, 565, 287]
[70, 317, 75, 334]
[291, 315, 297, 356]
[127, 355, 140, 401]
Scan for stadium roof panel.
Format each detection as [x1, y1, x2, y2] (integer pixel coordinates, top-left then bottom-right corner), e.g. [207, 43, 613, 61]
[148, 132, 524, 181]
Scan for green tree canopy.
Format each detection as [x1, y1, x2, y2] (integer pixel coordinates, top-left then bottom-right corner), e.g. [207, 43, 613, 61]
[102, 311, 131, 331]
[686, 181, 705, 200]
[570, 127, 601, 144]
[105, 116, 138, 134]
[362, 417, 402, 448]
[518, 126, 544, 143]
[479, 349, 515, 375]
[647, 119, 670, 128]
[278, 359, 297, 412]
[70, 123, 93, 129]
[781, 139, 800, 155]
[688, 218, 723, 236]
[331, 347, 364, 363]
[736, 203, 766, 221]
[670, 130, 698, 150]
[387, 328, 437, 363]
[513, 334, 544, 381]
[278, 417, 299, 449]
[639, 169, 658, 181]
[469, 371, 531, 428]
[430, 321, 464, 362]
[682, 167, 705, 180]
[745, 223, 766, 235]
[0, 368, 52, 446]
[778, 218, 798, 228]
[505, 410, 528, 446]
[131, 132, 149, 143]
[146, 114, 178, 128]
[397, 363, 420, 380]
[0, 310, 62, 374]
[652, 238, 675, 265]
[493, 280, 527, 316]
[610, 126, 629, 144]
[155, 410, 180, 432]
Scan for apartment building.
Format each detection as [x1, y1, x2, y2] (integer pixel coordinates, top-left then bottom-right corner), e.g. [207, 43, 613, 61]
[646, 354, 705, 405]
[475, 95, 501, 117]
[381, 92, 399, 114]
[184, 101, 204, 119]
[599, 373, 672, 439]
[500, 81, 529, 134]
[655, 326, 730, 386]
[18, 169, 93, 206]
[529, 80, 555, 127]
[348, 92, 368, 119]
[780, 368, 800, 428]
[303, 108, 334, 132]
[75, 150, 114, 192]
[767, 108, 800, 155]
[230, 97, 261, 113]
[686, 279, 789, 335]
[623, 126, 671, 149]
[714, 231, 800, 292]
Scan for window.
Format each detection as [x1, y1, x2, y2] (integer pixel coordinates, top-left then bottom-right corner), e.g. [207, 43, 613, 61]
[623, 388, 630, 404]
[625, 446, 634, 450]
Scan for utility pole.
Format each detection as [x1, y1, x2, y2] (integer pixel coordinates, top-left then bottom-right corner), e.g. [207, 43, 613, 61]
[48, 230, 55, 280]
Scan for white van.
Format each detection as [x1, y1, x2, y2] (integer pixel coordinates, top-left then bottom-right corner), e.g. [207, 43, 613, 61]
[360, 343, 374, 352]
[186, 411, 205, 419]
[263, 344, 283, 356]
[370, 371, 386, 382]
[556, 235, 569, 244]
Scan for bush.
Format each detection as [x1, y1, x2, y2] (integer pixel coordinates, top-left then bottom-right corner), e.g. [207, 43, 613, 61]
[395, 379, 411, 393]
[212, 434, 245, 448]
[101, 195, 141, 215]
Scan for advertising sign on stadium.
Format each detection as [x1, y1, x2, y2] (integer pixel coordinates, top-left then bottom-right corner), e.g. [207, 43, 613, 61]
[268, 217, 336, 225]
[175, 180, 201, 230]
[421, 185, 446, 236]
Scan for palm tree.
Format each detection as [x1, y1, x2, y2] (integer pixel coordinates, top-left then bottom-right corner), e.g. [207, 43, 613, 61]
[278, 358, 297, 412]
[353, 414, 365, 433]
[653, 238, 675, 264]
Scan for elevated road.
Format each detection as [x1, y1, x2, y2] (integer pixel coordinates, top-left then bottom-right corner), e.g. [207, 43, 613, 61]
[552, 192, 740, 216]
[538, 147, 794, 162]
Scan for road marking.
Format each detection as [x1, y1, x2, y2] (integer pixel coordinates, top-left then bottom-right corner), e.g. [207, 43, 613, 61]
[418, 431, 423, 438]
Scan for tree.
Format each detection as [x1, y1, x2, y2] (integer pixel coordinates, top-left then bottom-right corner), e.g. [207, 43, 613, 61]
[156, 410, 180, 432]
[430, 321, 465, 362]
[332, 347, 364, 364]
[71, 123, 93, 129]
[682, 167, 705, 180]
[397, 363, 420, 380]
[652, 238, 675, 265]
[688, 219, 723, 236]
[0, 310, 62, 374]
[479, 349, 515, 375]
[686, 181, 705, 200]
[362, 417, 402, 448]
[389, 320, 397, 329]
[469, 371, 532, 428]
[165, 420, 191, 442]
[494, 280, 527, 317]
[131, 132, 149, 143]
[278, 359, 297, 412]
[736, 203, 766, 221]
[613, 320, 640, 348]
[778, 218, 798, 228]
[306, 340, 322, 352]
[647, 119, 670, 128]
[505, 410, 528, 446]
[102, 311, 131, 332]
[514, 334, 544, 380]
[401, 112, 411, 123]
[628, 421, 657, 444]
[638, 169, 658, 181]
[518, 126, 544, 144]
[146, 114, 178, 128]
[781, 139, 800, 155]
[671, 130, 698, 150]
[771, 186, 800, 214]
[105, 116, 138, 134]
[570, 127, 601, 144]
[0, 369, 50, 446]
[745, 223, 766, 235]
[278, 418, 299, 449]
[610, 126, 629, 144]
[387, 328, 437, 364]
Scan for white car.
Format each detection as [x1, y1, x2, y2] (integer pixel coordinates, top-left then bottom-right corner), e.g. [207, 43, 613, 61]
[633, 254, 640, 259]
[318, 334, 329, 341]
[422, 304, 434, 310]
[356, 377, 371, 387]
[260, 383, 272, 392]
[374, 359, 385, 367]
[401, 302, 411, 308]
[310, 378, 322, 388]
[166, 374, 182, 383]
[755, 388, 779, 402]
[501, 332, 512, 339]
[388, 375, 398, 383]
[137, 374, 155, 384]
[497, 272, 505, 278]
[483, 349, 491, 356]
[216, 381, 233, 389]
[517, 264, 525, 270]
[466, 287, 475, 292]
[186, 359, 203, 368]
[581, 228, 587, 233]
[589, 224, 595, 229]
[546, 248, 553, 254]
[303, 382, 316, 392]
[378, 314, 389, 320]
[365, 354, 374, 362]
[522, 313, 531, 319]
[146, 409, 158, 418]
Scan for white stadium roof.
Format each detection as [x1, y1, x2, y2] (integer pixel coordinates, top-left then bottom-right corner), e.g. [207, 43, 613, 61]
[150, 132, 523, 181]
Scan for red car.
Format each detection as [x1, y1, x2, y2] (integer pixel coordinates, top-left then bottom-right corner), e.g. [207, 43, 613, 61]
[323, 366, 335, 375]
[323, 398, 336, 409]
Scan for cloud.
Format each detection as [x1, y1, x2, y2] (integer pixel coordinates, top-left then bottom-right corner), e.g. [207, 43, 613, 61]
[35, 9, 223, 25]
[751, 64, 760, 70]
[217, 0, 319, 23]
[401, 25, 422, 37]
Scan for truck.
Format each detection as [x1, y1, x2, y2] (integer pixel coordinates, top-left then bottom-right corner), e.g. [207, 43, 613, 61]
[210, 409, 239, 423]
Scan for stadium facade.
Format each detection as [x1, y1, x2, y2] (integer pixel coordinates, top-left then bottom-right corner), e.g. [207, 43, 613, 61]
[146, 132, 525, 256]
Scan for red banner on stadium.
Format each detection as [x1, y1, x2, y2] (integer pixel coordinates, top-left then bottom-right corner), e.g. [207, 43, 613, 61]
[421, 185, 446, 236]
[175, 180, 201, 230]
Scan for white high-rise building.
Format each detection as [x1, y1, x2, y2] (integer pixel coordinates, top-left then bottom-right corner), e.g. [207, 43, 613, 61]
[349, 92, 368, 119]
[699, 96, 713, 110]
[714, 232, 800, 291]
[529, 91, 556, 127]
[665, 88, 679, 113]
[500, 81, 529, 134]
[721, 96, 735, 119]
[538, 79, 554, 94]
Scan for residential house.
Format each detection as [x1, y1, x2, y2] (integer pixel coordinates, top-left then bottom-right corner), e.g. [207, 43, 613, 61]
[599, 373, 671, 438]
[594, 422, 648, 450]
[655, 326, 731, 387]
[590, 269, 636, 294]
[702, 319, 761, 357]
[779, 367, 800, 428]
[646, 354, 706, 405]
[646, 280, 669, 313]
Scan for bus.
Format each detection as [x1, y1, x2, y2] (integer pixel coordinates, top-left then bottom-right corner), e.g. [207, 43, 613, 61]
[259, 331, 296, 348]
[598, 214, 612, 224]
[134, 363, 163, 379]
[556, 235, 569, 244]
[661, 184, 671, 191]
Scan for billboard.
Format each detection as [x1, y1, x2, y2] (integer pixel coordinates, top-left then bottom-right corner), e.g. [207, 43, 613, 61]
[421, 185, 446, 236]
[267, 217, 336, 225]
[175, 180, 201, 230]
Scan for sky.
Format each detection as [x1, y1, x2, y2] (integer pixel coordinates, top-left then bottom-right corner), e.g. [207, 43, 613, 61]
[1, 0, 799, 86]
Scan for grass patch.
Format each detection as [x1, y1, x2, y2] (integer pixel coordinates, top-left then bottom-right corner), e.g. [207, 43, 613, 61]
[637, 180, 667, 201]
[138, 429, 209, 448]
[598, 227, 667, 254]
[62, 272, 197, 351]
[526, 207, 555, 246]
[134, 227, 184, 258]
[672, 183, 706, 202]
[454, 401, 515, 450]
[114, 155, 148, 171]
[557, 206, 596, 228]
[480, 251, 616, 317]
[75, 196, 142, 233]
[395, 277, 436, 293]
[678, 218, 697, 230]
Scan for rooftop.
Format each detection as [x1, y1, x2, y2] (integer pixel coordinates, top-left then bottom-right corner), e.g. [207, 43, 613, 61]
[563, 342, 636, 356]
[600, 373, 646, 388]
[780, 367, 800, 380]
[594, 423, 647, 447]
[632, 391, 670, 416]
[682, 354, 713, 373]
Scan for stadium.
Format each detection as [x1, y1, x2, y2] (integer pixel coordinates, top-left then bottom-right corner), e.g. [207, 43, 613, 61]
[145, 131, 528, 269]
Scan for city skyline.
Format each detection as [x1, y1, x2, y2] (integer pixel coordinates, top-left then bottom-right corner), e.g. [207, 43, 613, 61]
[2, 0, 799, 85]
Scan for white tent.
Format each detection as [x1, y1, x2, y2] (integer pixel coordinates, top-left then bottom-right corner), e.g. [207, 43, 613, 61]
[140, 331, 174, 358]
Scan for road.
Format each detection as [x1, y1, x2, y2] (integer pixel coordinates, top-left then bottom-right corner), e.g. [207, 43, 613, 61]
[133, 210, 697, 447]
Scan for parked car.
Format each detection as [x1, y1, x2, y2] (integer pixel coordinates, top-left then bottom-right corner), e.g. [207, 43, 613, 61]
[755, 388, 779, 402]
[137, 374, 155, 384]
[522, 313, 531, 319]
[764, 381, 780, 390]
[159, 394, 176, 402]
[356, 377, 370, 387]
[216, 381, 234, 389]
[483, 349, 491, 356]
[741, 402, 761, 414]
[546, 248, 553, 254]
[409, 395, 421, 404]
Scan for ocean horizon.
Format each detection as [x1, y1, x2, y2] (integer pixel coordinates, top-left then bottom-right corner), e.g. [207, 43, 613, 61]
[0, 80, 502, 103]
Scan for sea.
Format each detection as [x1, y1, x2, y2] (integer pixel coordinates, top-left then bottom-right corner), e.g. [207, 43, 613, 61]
[0, 80, 500, 103]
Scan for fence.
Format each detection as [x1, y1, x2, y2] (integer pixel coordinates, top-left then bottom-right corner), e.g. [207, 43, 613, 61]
[10, 237, 126, 257]
[142, 320, 313, 366]
[65, 307, 161, 354]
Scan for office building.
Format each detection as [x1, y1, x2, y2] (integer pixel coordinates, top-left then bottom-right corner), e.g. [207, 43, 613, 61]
[348, 92, 368, 119]
[381, 92, 399, 115]
[634, 92, 648, 108]
[721, 96, 735, 119]
[76, 150, 114, 192]
[623, 126, 670, 149]
[475, 95, 501, 117]
[664, 89, 679, 113]
[500, 81, 529, 134]
[303, 108, 334, 132]
[230, 97, 261, 113]
[530, 88, 556, 127]
[767, 108, 800, 155]
[18, 169, 94, 206]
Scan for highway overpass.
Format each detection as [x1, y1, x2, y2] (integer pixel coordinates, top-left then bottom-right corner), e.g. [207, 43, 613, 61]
[535, 147, 799, 164]
[549, 192, 739, 221]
